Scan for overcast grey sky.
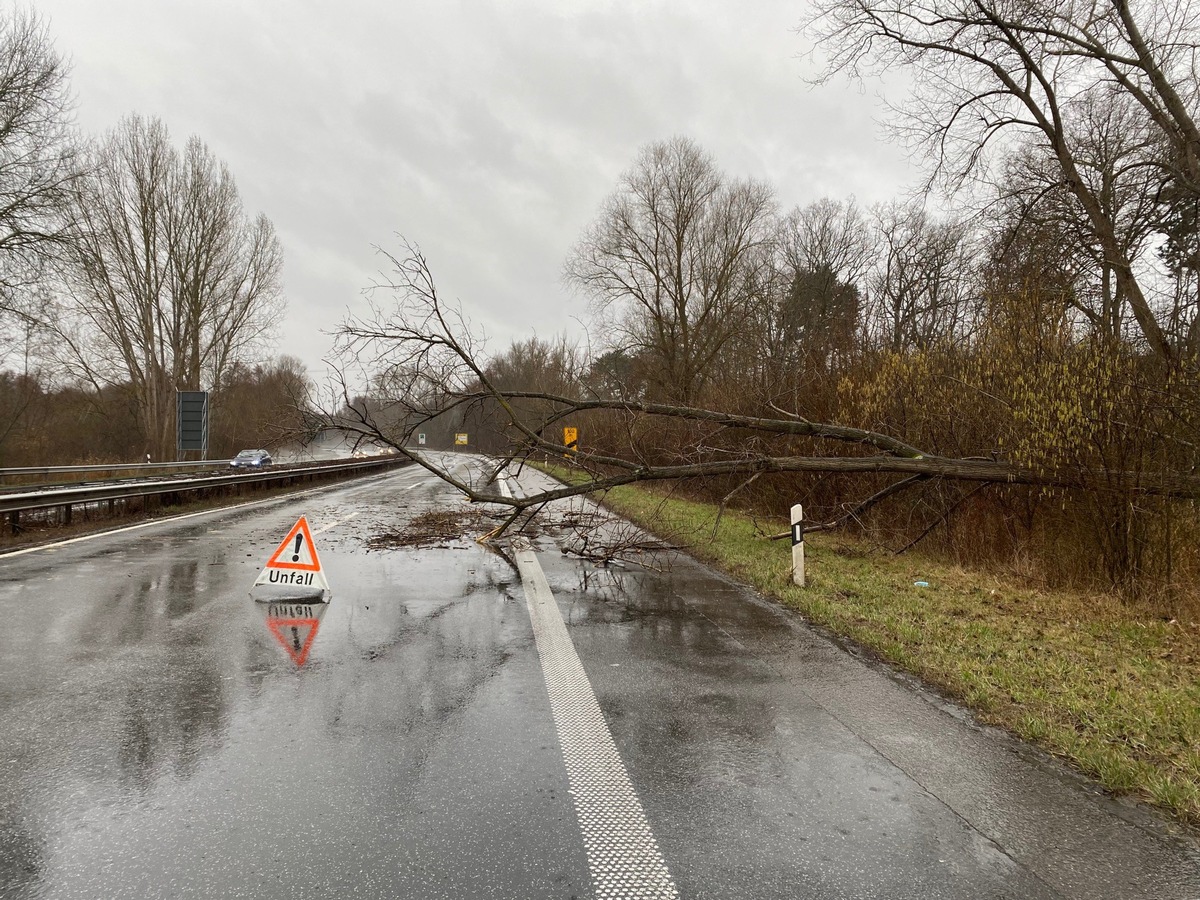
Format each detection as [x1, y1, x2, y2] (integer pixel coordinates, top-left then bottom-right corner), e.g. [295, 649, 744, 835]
[36, 0, 916, 380]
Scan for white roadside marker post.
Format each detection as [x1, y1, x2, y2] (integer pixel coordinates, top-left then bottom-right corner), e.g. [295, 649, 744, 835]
[791, 503, 805, 587]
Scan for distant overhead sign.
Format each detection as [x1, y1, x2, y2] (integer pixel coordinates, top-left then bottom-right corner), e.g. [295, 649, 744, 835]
[454, 433, 468, 446]
[176, 391, 208, 453]
[252, 515, 330, 600]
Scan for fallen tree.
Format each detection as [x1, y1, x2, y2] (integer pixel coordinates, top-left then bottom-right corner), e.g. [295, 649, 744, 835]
[317, 242, 1200, 542]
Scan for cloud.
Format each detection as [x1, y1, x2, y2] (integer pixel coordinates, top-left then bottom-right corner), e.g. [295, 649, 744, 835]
[37, 0, 916, 378]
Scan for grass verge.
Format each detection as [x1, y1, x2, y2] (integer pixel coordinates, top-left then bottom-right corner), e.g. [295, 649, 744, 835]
[540, 464, 1200, 827]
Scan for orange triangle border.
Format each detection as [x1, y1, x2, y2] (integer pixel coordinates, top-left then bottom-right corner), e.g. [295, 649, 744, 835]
[266, 617, 320, 665]
[265, 516, 323, 572]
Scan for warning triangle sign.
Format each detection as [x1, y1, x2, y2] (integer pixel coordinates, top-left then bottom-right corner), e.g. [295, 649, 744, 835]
[252, 515, 331, 598]
[266, 516, 322, 570]
[266, 616, 320, 665]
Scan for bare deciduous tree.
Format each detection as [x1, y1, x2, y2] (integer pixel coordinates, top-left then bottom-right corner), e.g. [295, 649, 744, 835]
[323, 243, 1200, 544]
[211, 355, 309, 456]
[0, 8, 78, 345]
[994, 90, 1166, 344]
[565, 136, 776, 404]
[486, 335, 584, 396]
[62, 114, 283, 460]
[806, 0, 1200, 362]
[756, 198, 872, 383]
[867, 202, 978, 349]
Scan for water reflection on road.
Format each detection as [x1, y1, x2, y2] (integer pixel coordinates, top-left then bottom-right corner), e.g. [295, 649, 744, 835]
[2, 458, 1198, 900]
[0, 470, 587, 899]
[260, 600, 331, 666]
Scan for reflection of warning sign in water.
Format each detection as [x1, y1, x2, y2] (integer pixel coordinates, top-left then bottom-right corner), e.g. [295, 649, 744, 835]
[252, 515, 330, 599]
[262, 601, 330, 665]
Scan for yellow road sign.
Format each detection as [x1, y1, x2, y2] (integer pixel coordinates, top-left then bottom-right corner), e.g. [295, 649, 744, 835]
[455, 433, 468, 446]
[563, 426, 578, 457]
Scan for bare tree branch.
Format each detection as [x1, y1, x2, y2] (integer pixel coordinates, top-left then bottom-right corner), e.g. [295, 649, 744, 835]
[318, 243, 1200, 545]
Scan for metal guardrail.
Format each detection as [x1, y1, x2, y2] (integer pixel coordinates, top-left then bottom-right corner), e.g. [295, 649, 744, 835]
[0, 460, 234, 478]
[1, 456, 408, 526]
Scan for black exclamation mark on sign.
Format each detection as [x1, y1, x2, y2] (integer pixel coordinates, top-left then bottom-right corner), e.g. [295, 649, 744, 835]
[292, 534, 302, 562]
[291, 626, 301, 652]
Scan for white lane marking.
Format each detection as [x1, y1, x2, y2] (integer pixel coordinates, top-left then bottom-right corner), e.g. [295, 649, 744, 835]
[405, 482, 425, 491]
[497, 478, 513, 499]
[313, 512, 358, 535]
[0, 467, 405, 561]
[515, 545, 679, 899]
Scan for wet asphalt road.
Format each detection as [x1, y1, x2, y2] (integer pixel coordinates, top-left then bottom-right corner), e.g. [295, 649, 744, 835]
[1, 455, 1198, 899]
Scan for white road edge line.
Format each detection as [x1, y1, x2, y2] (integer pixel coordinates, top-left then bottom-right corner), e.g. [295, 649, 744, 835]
[472, 470, 677, 895]
[506, 470, 678, 898]
[515, 547, 679, 898]
[2, 503, 270, 559]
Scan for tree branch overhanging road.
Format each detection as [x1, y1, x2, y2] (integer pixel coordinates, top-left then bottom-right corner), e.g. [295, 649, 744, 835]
[315, 243, 1200, 542]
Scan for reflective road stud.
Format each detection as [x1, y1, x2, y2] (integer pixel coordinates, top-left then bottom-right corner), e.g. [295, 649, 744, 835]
[791, 503, 805, 587]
